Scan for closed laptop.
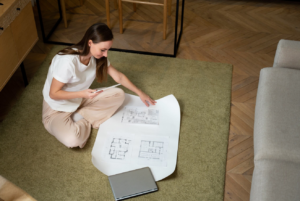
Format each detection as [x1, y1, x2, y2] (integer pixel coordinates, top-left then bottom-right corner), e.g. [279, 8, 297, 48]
[108, 167, 158, 201]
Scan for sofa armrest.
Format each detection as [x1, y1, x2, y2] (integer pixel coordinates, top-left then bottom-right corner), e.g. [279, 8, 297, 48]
[274, 39, 300, 69]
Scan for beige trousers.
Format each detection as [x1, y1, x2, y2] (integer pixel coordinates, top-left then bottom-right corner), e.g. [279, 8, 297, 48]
[42, 88, 125, 148]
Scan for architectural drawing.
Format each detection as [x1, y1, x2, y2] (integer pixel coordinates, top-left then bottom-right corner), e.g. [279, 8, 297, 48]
[102, 135, 133, 163]
[137, 140, 167, 166]
[121, 107, 159, 125]
[102, 133, 169, 166]
[139, 141, 164, 159]
[108, 138, 131, 160]
[92, 94, 180, 180]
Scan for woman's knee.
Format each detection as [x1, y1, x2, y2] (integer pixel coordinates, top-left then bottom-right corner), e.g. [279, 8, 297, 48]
[61, 135, 82, 148]
[115, 88, 125, 103]
[100, 88, 125, 106]
[59, 131, 89, 148]
[95, 88, 125, 101]
[50, 119, 90, 148]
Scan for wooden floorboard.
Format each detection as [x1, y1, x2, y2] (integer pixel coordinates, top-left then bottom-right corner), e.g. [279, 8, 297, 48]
[1, 0, 300, 200]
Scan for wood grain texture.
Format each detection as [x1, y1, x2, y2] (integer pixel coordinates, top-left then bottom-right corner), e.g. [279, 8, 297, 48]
[0, 26, 19, 91]
[0, 176, 36, 201]
[0, 2, 38, 91]
[1, 0, 300, 200]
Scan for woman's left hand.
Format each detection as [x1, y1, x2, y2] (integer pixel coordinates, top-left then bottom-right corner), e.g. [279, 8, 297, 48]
[138, 91, 156, 107]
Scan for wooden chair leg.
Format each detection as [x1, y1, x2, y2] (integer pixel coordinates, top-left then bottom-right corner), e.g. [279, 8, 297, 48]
[60, 0, 68, 28]
[119, 0, 123, 33]
[133, 3, 137, 12]
[163, 0, 167, 39]
[168, 0, 172, 16]
[114, 0, 118, 9]
[105, 0, 110, 28]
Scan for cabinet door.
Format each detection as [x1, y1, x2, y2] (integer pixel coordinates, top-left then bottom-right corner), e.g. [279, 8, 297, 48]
[0, 26, 20, 91]
[10, 2, 38, 61]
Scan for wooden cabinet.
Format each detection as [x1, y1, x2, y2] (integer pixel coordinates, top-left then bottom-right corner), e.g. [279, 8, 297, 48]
[0, 26, 20, 88]
[0, 0, 38, 91]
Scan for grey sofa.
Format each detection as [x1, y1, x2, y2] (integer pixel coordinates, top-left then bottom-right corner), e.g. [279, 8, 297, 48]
[250, 39, 300, 201]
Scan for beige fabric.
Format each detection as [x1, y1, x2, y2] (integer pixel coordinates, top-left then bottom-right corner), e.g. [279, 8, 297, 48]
[250, 160, 300, 201]
[42, 88, 125, 148]
[274, 39, 300, 70]
[254, 67, 300, 162]
[251, 67, 300, 201]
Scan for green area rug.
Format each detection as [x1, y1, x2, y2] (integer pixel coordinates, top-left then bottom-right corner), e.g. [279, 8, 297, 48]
[0, 46, 232, 201]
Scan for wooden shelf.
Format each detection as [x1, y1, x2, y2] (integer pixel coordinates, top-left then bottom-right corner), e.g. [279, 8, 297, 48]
[0, 1, 38, 91]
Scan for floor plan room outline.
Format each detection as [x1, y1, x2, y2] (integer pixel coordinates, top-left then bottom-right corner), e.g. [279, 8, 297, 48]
[109, 138, 132, 160]
[139, 140, 165, 160]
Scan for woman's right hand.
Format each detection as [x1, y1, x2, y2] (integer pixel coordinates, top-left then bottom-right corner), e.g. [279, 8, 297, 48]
[81, 89, 102, 99]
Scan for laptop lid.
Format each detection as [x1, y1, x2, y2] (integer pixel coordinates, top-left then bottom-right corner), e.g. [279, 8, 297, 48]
[108, 167, 158, 201]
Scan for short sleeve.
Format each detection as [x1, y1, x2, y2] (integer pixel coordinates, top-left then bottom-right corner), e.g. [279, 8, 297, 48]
[52, 55, 75, 83]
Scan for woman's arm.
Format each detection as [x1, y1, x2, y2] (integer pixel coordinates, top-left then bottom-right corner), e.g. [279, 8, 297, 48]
[107, 65, 156, 106]
[49, 78, 101, 100]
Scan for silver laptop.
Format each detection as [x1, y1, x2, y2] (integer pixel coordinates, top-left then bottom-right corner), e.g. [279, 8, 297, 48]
[108, 167, 158, 201]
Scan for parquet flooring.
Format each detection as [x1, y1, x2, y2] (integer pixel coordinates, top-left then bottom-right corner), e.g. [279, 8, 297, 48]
[1, 0, 300, 200]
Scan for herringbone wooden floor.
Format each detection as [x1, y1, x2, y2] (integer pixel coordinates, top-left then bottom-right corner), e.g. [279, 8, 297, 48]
[1, 0, 300, 200]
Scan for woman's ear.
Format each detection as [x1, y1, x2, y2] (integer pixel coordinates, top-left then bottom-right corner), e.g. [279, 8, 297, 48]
[88, 40, 92, 47]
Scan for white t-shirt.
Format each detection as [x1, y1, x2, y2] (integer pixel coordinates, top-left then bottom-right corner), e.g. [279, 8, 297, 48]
[43, 52, 110, 112]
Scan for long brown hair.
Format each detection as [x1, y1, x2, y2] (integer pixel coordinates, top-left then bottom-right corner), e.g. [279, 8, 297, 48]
[58, 23, 113, 83]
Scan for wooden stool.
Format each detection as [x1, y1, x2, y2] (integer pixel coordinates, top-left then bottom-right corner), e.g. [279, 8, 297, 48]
[117, 0, 172, 40]
[60, 0, 85, 28]
[105, 0, 119, 28]
[60, 0, 172, 40]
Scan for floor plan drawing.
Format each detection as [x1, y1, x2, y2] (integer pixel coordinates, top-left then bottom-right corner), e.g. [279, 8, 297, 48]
[137, 140, 167, 166]
[102, 133, 169, 166]
[121, 107, 159, 125]
[92, 94, 180, 180]
[109, 138, 131, 160]
[102, 135, 133, 163]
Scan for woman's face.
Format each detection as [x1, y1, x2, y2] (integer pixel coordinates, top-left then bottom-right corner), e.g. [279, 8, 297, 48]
[88, 40, 113, 59]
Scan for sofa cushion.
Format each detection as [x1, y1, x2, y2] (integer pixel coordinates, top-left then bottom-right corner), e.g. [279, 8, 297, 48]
[254, 67, 300, 162]
[274, 39, 300, 70]
[250, 159, 300, 201]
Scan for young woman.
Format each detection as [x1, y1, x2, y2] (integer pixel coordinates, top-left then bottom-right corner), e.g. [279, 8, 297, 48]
[42, 23, 156, 148]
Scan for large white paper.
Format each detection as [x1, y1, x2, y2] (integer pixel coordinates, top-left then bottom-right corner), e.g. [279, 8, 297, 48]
[91, 94, 181, 181]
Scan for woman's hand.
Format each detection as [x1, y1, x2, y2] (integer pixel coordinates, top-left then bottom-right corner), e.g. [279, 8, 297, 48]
[107, 65, 156, 106]
[80, 89, 102, 99]
[138, 91, 156, 107]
